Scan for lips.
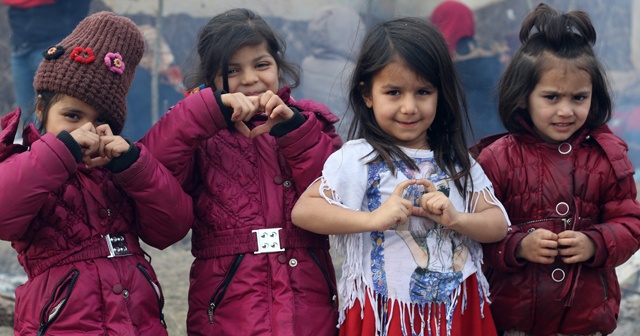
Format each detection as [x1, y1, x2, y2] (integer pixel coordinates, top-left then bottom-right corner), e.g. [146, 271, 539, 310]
[243, 91, 263, 96]
[397, 120, 419, 126]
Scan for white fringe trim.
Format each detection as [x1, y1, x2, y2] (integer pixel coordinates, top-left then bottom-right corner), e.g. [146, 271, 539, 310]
[325, 179, 502, 334]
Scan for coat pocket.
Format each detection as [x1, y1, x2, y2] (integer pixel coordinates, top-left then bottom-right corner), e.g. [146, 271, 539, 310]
[136, 263, 167, 328]
[36, 268, 80, 336]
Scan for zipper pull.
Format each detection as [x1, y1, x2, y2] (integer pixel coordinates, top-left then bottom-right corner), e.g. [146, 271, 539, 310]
[562, 218, 572, 230]
[208, 302, 216, 323]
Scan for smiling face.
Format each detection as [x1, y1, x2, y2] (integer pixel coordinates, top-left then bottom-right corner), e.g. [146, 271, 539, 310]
[213, 42, 279, 95]
[527, 62, 592, 143]
[363, 59, 438, 149]
[37, 94, 106, 136]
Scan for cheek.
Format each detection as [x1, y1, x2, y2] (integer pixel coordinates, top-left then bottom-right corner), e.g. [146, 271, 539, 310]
[266, 71, 280, 92]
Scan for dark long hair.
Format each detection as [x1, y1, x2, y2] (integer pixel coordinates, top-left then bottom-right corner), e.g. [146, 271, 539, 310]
[348, 16, 473, 196]
[499, 3, 612, 134]
[35, 91, 64, 134]
[183, 8, 300, 92]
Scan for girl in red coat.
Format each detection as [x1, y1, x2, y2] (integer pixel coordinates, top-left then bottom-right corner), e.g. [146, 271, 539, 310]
[140, 8, 342, 336]
[292, 17, 510, 336]
[0, 12, 193, 335]
[474, 4, 640, 335]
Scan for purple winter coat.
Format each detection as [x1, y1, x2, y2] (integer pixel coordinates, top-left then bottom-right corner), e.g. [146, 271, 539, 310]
[140, 87, 342, 336]
[0, 109, 193, 335]
[475, 124, 640, 335]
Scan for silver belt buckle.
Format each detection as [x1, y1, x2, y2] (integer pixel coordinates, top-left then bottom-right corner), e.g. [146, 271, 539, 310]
[105, 233, 132, 258]
[252, 228, 285, 254]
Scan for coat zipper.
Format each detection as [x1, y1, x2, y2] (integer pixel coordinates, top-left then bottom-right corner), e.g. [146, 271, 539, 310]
[599, 274, 608, 300]
[137, 264, 167, 328]
[208, 254, 245, 323]
[308, 248, 337, 308]
[36, 268, 80, 336]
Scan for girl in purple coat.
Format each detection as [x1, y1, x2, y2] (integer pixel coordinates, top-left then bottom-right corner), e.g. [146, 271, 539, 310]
[0, 12, 193, 335]
[474, 4, 640, 335]
[140, 8, 341, 336]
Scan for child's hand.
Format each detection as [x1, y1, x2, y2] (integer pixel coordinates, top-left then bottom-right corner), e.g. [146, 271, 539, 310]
[369, 179, 416, 231]
[250, 90, 295, 138]
[516, 228, 559, 264]
[220, 92, 262, 138]
[557, 230, 596, 263]
[69, 122, 100, 166]
[86, 124, 131, 168]
[412, 179, 460, 227]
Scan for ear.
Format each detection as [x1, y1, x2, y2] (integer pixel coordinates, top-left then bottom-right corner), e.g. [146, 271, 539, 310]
[35, 94, 44, 122]
[360, 81, 373, 108]
[517, 98, 527, 109]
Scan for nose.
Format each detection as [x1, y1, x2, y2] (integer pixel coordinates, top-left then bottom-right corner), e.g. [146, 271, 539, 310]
[400, 96, 417, 114]
[240, 69, 258, 85]
[557, 101, 575, 117]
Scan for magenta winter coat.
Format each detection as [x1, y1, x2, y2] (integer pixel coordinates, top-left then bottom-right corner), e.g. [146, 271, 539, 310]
[0, 109, 193, 335]
[140, 87, 342, 336]
[475, 124, 640, 335]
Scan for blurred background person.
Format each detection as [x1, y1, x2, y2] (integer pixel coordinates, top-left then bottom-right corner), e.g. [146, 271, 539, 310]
[431, 0, 506, 144]
[123, 23, 184, 141]
[3, 0, 91, 128]
[298, 5, 365, 141]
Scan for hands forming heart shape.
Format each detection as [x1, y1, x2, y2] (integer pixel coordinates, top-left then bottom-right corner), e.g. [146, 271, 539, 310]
[68, 123, 131, 168]
[220, 91, 295, 139]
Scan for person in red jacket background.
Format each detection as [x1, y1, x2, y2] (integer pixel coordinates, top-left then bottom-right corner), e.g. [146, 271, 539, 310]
[474, 3, 640, 335]
[0, 11, 193, 335]
[140, 8, 341, 336]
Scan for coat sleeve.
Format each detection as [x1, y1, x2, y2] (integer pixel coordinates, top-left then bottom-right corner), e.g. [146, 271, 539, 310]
[276, 103, 342, 195]
[112, 143, 193, 250]
[582, 166, 640, 270]
[0, 133, 77, 241]
[477, 145, 528, 273]
[139, 88, 229, 191]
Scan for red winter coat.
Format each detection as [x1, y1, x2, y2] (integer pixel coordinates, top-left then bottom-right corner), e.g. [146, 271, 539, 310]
[475, 124, 640, 335]
[140, 87, 342, 336]
[0, 109, 193, 335]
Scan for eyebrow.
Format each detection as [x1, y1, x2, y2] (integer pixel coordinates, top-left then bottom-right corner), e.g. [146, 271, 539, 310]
[380, 82, 435, 90]
[539, 89, 591, 95]
[228, 54, 272, 66]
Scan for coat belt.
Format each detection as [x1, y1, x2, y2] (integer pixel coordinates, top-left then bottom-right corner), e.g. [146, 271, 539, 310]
[192, 228, 330, 258]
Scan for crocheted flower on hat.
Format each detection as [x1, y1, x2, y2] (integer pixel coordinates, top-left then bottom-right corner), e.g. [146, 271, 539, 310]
[104, 52, 125, 74]
[70, 47, 96, 64]
[42, 45, 65, 60]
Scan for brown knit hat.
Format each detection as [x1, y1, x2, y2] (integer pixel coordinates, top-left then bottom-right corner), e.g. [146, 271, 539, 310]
[34, 11, 144, 134]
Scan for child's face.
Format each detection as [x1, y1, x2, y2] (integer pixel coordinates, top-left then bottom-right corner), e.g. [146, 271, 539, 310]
[38, 95, 106, 136]
[527, 64, 592, 143]
[363, 59, 438, 149]
[213, 42, 279, 95]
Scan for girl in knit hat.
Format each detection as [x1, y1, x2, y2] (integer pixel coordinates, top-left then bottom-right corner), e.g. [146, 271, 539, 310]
[140, 8, 341, 336]
[0, 11, 193, 335]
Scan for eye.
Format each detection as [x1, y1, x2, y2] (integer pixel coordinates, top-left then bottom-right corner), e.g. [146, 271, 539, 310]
[64, 113, 80, 120]
[417, 89, 433, 95]
[386, 90, 400, 96]
[544, 94, 558, 101]
[95, 117, 109, 125]
[256, 62, 271, 69]
[574, 95, 588, 101]
[226, 68, 238, 76]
